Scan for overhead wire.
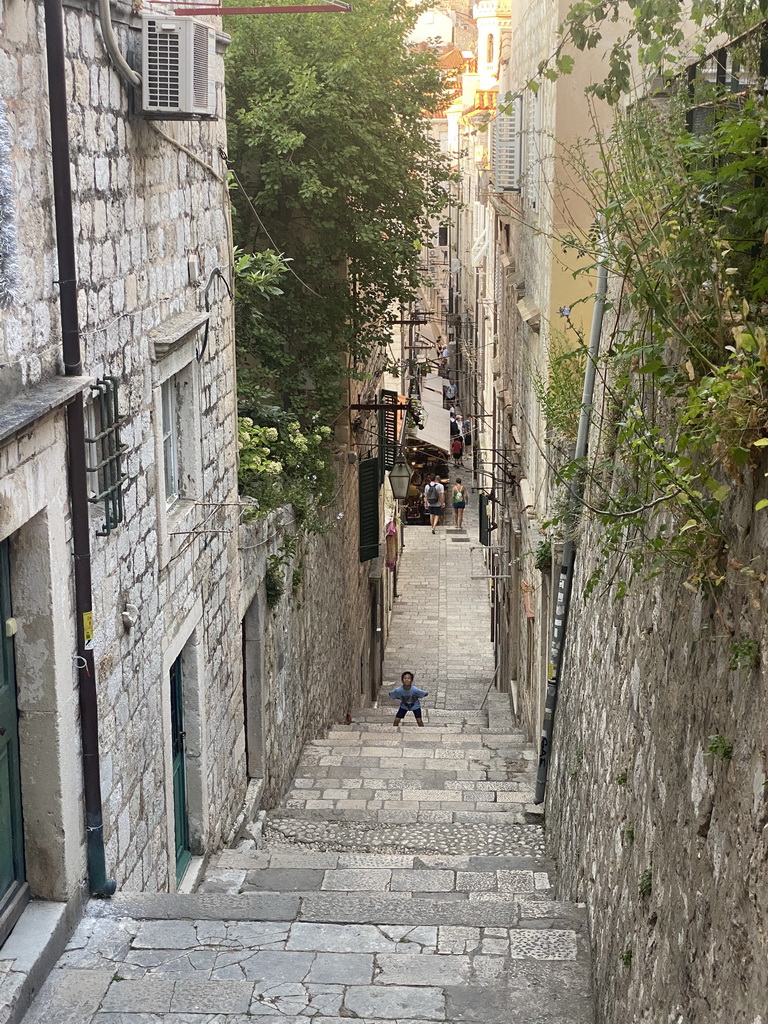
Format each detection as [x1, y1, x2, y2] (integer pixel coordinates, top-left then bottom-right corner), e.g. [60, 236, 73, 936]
[226, 165, 323, 298]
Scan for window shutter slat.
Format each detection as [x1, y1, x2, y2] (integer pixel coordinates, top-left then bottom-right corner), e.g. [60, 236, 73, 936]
[358, 457, 380, 562]
[379, 389, 399, 473]
[491, 99, 521, 193]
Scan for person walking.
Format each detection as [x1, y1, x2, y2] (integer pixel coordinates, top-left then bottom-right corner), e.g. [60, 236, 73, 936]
[452, 477, 468, 528]
[423, 473, 445, 534]
[389, 671, 429, 727]
[451, 434, 464, 469]
[462, 416, 472, 449]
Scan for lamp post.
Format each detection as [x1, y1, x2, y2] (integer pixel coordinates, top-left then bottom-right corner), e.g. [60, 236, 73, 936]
[388, 456, 411, 500]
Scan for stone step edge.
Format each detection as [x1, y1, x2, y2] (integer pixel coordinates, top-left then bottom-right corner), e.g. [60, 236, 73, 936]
[214, 850, 554, 872]
[83, 892, 585, 929]
[268, 807, 545, 825]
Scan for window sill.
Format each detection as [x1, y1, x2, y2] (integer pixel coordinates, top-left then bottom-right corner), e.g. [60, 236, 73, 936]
[167, 497, 198, 535]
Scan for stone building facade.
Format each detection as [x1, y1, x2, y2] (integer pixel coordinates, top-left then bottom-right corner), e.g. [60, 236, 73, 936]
[0, 0, 243, 943]
[1, 6, 393, 992]
[435, 1, 768, 1018]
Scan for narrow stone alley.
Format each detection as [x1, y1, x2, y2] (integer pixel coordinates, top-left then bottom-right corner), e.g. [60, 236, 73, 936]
[20, 502, 594, 1023]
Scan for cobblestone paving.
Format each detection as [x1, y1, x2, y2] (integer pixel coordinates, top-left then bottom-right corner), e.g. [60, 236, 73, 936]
[20, 497, 593, 1023]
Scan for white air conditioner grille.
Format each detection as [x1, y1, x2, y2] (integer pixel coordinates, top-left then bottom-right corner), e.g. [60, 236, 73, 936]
[193, 23, 209, 109]
[146, 20, 181, 110]
[141, 13, 215, 118]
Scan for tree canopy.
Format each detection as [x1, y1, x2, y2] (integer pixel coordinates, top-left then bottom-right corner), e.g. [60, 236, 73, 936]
[225, 0, 451, 427]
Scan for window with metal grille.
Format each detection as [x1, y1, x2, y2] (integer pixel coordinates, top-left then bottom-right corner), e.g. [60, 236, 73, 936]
[85, 377, 127, 536]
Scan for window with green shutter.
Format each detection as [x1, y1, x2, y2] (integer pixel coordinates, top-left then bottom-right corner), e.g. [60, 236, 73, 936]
[379, 389, 399, 478]
[358, 457, 380, 562]
[479, 493, 490, 546]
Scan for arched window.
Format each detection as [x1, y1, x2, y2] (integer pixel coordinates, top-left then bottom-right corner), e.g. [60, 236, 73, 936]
[487, 33, 495, 67]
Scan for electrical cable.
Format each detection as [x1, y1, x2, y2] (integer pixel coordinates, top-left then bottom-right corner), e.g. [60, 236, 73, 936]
[226, 166, 323, 297]
[147, 122, 225, 183]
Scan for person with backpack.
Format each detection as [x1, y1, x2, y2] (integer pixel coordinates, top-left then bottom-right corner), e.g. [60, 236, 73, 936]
[389, 670, 429, 727]
[423, 473, 444, 534]
[452, 477, 468, 528]
[451, 434, 464, 468]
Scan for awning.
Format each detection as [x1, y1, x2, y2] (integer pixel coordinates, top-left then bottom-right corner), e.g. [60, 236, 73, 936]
[409, 373, 450, 455]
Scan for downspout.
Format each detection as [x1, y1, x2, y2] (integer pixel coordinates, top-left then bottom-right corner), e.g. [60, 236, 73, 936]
[96, 0, 140, 88]
[534, 253, 608, 804]
[43, 0, 116, 896]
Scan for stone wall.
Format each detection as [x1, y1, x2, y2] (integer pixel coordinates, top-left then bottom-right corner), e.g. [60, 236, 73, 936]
[547, 462, 768, 1022]
[1, 0, 242, 894]
[240, 457, 390, 808]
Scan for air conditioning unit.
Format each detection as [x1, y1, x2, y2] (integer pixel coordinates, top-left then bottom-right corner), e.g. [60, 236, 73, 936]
[141, 14, 216, 119]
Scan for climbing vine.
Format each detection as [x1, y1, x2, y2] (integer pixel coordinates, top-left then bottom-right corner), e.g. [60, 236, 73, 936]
[541, 83, 768, 593]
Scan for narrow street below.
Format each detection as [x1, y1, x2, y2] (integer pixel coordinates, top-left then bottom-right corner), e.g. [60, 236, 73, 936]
[20, 500, 594, 1023]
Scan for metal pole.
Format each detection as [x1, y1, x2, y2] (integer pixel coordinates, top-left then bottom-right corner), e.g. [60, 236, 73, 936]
[534, 255, 608, 805]
[44, 0, 116, 896]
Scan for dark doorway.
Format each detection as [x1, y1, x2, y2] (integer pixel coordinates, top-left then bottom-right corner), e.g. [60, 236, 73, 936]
[169, 653, 190, 885]
[0, 537, 27, 945]
[241, 599, 265, 780]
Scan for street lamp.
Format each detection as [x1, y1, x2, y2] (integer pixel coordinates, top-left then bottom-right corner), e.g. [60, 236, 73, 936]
[388, 454, 411, 500]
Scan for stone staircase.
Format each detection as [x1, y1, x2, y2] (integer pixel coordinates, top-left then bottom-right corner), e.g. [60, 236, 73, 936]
[21, 697, 593, 1023]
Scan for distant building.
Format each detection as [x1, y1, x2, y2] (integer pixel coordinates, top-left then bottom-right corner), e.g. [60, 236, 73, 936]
[420, 0, 614, 741]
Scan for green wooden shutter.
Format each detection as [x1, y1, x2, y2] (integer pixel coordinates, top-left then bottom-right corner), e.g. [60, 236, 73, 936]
[359, 457, 380, 562]
[379, 390, 399, 475]
[479, 493, 490, 546]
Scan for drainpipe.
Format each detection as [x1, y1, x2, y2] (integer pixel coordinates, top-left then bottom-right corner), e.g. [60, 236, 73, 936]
[534, 254, 608, 804]
[96, 0, 141, 88]
[43, 0, 116, 897]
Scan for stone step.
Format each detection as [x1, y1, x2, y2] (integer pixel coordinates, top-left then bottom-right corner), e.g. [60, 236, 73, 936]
[213, 849, 552, 873]
[270, 803, 543, 828]
[81, 891, 584, 931]
[200, 860, 554, 900]
[263, 815, 547, 857]
[32, 895, 592, 1024]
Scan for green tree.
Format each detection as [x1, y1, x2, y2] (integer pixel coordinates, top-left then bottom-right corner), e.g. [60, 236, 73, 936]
[225, 0, 452, 426]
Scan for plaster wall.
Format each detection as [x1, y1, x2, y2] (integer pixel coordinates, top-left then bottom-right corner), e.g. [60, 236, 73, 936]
[487, 0, 621, 744]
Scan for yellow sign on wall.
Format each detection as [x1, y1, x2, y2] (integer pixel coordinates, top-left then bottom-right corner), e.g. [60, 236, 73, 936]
[83, 610, 94, 650]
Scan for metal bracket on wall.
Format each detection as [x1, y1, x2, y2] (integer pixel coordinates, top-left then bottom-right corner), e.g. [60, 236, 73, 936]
[469, 544, 512, 580]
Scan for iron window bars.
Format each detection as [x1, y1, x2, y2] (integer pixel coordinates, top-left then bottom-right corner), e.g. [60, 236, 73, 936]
[85, 377, 127, 535]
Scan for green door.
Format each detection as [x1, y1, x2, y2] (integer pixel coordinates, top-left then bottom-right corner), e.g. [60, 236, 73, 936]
[170, 654, 190, 885]
[0, 538, 27, 945]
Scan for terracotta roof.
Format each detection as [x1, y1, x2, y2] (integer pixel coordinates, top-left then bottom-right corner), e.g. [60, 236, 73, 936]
[439, 48, 468, 69]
